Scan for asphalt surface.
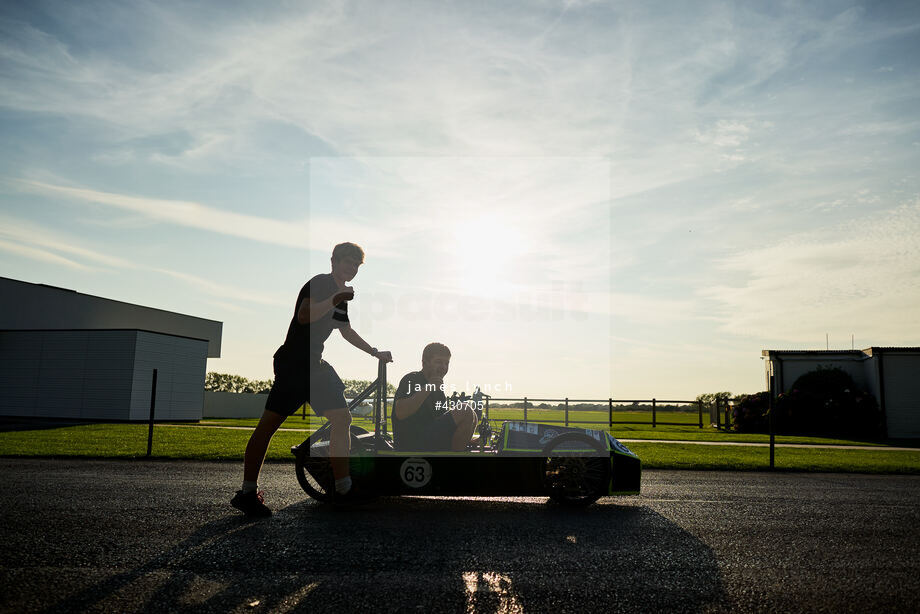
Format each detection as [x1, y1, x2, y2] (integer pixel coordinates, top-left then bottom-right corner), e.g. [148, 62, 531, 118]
[1, 459, 918, 613]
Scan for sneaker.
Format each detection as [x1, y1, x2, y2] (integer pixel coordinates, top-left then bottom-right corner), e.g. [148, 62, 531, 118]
[231, 490, 272, 517]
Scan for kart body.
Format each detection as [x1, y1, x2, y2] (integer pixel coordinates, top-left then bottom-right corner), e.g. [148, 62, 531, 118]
[292, 419, 641, 505]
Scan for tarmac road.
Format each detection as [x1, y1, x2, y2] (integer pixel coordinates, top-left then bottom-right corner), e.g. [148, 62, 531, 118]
[1, 458, 918, 613]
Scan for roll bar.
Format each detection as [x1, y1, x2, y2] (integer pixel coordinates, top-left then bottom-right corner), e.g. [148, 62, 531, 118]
[345, 357, 390, 445]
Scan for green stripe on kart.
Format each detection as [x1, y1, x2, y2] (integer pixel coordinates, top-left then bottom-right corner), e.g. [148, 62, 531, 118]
[501, 446, 606, 453]
[375, 450, 491, 457]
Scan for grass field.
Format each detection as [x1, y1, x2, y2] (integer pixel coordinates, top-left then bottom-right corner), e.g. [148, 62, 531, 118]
[0, 423, 309, 462]
[201, 408, 910, 448]
[630, 442, 920, 474]
[2, 418, 919, 473]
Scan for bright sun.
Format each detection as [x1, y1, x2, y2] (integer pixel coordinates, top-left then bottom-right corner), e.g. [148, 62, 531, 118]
[450, 214, 526, 296]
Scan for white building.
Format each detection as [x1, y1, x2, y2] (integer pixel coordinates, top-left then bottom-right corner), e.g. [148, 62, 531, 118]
[0, 277, 222, 421]
[762, 347, 920, 439]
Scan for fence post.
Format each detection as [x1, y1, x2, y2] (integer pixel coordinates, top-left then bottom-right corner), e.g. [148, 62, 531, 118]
[565, 398, 569, 427]
[608, 398, 613, 428]
[768, 364, 776, 470]
[769, 404, 775, 469]
[698, 400, 703, 428]
[146, 369, 158, 458]
[725, 402, 731, 430]
[715, 398, 722, 429]
[378, 357, 387, 439]
[523, 397, 528, 423]
[652, 398, 657, 428]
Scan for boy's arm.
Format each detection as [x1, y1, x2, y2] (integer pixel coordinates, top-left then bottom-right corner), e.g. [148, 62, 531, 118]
[297, 286, 354, 325]
[298, 297, 332, 324]
[338, 325, 392, 362]
[393, 387, 434, 420]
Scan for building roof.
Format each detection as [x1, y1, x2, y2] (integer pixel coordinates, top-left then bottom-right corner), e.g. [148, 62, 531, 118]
[0, 277, 222, 357]
[862, 347, 920, 356]
[762, 349, 862, 356]
[762, 347, 920, 357]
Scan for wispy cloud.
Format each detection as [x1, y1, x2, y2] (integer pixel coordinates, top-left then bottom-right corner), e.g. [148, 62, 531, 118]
[702, 199, 920, 342]
[149, 268, 287, 308]
[0, 237, 92, 271]
[0, 213, 133, 269]
[0, 212, 287, 307]
[15, 176, 455, 260]
[1, 1, 913, 202]
[20, 180, 311, 248]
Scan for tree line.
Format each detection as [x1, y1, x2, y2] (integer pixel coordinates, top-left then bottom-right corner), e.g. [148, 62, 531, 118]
[205, 372, 395, 397]
[204, 373, 737, 412]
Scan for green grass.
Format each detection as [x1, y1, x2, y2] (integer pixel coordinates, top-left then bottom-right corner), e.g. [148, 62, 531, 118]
[194, 409, 910, 448]
[609, 425, 903, 447]
[2, 421, 920, 473]
[0, 424, 311, 461]
[629, 442, 920, 474]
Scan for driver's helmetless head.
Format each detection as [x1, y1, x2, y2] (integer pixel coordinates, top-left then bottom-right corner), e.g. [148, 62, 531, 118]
[422, 342, 451, 377]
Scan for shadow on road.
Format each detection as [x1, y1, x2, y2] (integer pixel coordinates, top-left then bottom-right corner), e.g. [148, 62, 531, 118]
[44, 497, 725, 613]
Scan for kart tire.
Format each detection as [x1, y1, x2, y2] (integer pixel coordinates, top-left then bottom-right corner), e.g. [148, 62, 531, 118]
[295, 425, 369, 503]
[541, 432, 610, 507]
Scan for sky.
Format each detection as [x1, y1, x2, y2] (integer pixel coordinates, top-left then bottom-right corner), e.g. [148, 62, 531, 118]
[2, 0, 919, 400]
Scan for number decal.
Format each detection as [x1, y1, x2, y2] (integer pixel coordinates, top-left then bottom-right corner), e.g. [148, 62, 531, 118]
[400, 458, 432, 488]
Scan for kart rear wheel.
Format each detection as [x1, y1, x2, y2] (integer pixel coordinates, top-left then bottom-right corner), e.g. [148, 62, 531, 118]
[541, 432, 610, 507]
[295, 425, 368, 502]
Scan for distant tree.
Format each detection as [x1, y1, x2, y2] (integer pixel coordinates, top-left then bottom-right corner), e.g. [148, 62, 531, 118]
[205, 374, 395, 397]
[731, 392, 770, 432]
[205, 372, 272, 394]
[342, 379, 396, 398]
[695, 391, 733, 414]
[243, 379, 273, 394]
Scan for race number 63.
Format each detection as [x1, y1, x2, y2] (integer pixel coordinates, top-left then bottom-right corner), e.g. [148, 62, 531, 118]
[400, 458, 432, 488]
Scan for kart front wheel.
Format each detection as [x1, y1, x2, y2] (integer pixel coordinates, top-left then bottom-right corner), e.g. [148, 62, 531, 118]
[541, 432, 610, 507]
[295, 425, 368, 503]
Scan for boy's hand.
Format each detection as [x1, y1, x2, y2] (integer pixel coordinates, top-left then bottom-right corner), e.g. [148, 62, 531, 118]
[376, 350, 393, 363]
[332, 285, 354, 305]
[429, 374, 444, 389]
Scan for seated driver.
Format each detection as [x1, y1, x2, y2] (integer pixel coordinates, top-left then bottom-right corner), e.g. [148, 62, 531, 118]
[392, 342, 478, 451]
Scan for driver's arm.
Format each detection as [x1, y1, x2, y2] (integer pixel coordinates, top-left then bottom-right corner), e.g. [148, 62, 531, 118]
[393, 387, 434, 420]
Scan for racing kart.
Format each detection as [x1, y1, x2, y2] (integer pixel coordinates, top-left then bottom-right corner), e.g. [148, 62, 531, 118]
[292, 359, 641, 506]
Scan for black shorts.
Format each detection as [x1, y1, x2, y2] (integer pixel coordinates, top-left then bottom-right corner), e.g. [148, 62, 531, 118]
[264, 357, 346, 417]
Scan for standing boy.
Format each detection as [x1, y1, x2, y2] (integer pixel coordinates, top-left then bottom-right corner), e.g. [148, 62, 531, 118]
[231, 242, 392, 516]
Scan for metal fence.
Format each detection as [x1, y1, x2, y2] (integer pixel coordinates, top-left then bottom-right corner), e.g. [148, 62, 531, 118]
[712, 397, 734, 430]
[294, 391, 707, 430]
[482, 397, 705, 429]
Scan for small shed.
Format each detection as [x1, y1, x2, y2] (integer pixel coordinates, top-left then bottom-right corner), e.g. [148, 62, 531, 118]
[762, 347, 920, 439]
[0, 277, 222, 421]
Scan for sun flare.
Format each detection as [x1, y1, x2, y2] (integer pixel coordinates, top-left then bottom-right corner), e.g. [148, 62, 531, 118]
[450, 214, 526, 297]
